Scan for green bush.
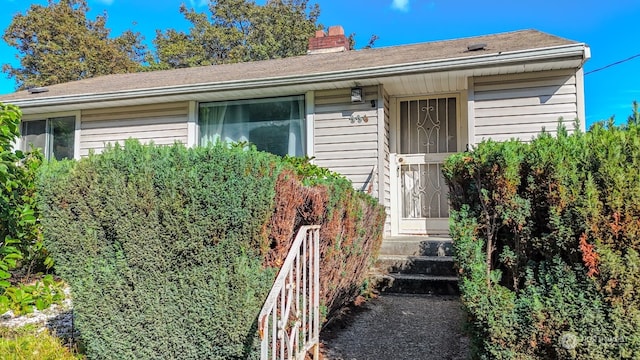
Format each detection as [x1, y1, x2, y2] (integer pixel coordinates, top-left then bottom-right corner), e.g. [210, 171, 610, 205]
[0, 103, 60, 316]
[444, 109, 640, 359]
[0, 274, 65, 316]
[38, 141, 384, 359]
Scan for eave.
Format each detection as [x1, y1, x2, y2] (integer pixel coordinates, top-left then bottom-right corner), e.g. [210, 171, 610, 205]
[11, 43, 589, 115]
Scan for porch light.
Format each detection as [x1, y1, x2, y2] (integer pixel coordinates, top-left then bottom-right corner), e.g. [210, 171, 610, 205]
[351, 87, 364, 103]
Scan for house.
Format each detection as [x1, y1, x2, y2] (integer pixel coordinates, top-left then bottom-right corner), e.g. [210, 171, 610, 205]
[0, 27, 590, 236]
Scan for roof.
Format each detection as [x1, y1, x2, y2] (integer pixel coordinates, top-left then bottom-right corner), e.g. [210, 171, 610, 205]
[0, 29, 585, 105]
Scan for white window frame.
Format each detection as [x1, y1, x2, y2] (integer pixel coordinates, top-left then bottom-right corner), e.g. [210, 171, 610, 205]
[19, 111, 81, 160]
[195, 94, 308, 157]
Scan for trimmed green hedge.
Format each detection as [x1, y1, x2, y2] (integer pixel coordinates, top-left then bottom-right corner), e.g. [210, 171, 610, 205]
[444, 114, 640, 359]
[38, 141, 384, 359]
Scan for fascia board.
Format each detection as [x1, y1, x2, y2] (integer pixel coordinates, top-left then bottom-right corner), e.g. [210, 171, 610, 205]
[9, 43, 588, 109]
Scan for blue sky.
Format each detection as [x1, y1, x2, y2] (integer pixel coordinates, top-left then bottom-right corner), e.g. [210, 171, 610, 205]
[1, 0, 640, 127]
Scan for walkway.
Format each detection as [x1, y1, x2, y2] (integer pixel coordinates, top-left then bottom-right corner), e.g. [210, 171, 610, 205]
[320, 294, 470, 360]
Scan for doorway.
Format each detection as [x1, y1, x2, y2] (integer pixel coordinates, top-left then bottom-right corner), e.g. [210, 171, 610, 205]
[393, 96, 459, 235]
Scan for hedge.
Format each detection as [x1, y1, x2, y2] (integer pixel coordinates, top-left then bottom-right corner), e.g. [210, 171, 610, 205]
[443, 113, 640, 359]
[38, 141, 384, 359]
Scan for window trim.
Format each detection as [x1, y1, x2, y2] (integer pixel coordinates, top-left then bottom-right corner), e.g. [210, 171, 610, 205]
[196, 94, 308, 157]
[20, 111, 81, 160]
[305, 91, 315, 158]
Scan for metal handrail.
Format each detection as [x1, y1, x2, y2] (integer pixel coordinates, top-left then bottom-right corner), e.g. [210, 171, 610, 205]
[258, 225, 321, 360]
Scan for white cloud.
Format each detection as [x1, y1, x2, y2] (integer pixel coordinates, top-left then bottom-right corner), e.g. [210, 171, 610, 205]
[189, 0, 209, 8]
[391, 0, 410, 12]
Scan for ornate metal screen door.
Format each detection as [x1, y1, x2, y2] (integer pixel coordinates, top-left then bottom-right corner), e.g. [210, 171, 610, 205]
[397, 97, 457, 235]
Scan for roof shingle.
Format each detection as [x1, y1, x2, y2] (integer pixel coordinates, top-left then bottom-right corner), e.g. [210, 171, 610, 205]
[0, 29, 579, 102]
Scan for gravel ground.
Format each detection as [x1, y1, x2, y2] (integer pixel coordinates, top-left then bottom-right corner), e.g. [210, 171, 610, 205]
[320, 294, 470, 360]
[0, 286, 77, 340]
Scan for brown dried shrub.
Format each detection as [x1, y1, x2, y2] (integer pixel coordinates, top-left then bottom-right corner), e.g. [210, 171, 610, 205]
[264, 169, 385, 320]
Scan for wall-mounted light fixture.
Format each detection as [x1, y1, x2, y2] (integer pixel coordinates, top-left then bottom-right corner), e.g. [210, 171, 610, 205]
[351, 87, 364, 103]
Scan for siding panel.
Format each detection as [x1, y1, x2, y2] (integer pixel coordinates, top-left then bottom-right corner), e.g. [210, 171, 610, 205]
[80, 102, 189, 156]
[314, 86, 379, 192]
[476, 119, 575, 136]
[475, 103, 577, 118]
[473, 71, 579, 144]
[476, 112, 579, 127]
[474, 93, 577, 109]
[315, 142, 378, 152]
[314, 124, 377, 136]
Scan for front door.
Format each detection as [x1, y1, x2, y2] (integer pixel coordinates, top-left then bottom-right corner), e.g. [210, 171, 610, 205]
[395, 96, 458, 235]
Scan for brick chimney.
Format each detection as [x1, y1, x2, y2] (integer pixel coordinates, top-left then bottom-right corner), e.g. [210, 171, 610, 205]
[307, 26, 350, 54]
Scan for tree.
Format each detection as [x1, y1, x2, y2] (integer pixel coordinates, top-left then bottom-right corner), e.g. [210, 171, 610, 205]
[3, 0, 147, 90]
[629, 100, 639, 125]
[151, 0, 320, 69]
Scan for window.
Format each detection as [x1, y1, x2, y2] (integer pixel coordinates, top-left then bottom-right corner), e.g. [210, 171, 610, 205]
[21, 116, 76, 160]
[198, 95, 305, 157]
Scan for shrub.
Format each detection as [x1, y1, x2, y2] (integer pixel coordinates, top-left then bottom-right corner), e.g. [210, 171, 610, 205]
[0, 274, 65, 316]
[444, 111, 640, 359]
[38, 141, 384, 359]
[0, 103, 59, 316]
[272, 156, 385, 318]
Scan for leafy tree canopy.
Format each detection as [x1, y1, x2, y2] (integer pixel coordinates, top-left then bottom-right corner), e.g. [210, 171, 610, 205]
[150, 0, 321, 69]
[2, 0, 147, 90]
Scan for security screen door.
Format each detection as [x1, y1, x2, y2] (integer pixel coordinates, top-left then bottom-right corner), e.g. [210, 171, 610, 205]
[397, 96, 457, 234]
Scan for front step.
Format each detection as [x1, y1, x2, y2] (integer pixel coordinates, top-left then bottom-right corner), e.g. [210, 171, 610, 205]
[376, 255, 456, 276]
[379, 236, 454, 257]
[372, 273, 459, 295]
[372, 236, 458, 295]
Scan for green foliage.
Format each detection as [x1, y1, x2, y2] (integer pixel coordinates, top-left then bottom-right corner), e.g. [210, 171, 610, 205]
[444, 110, 640, 359]
[282, 155, 341, 184]
[151, 0, 320, 69]
[3, 0, 146, 90]
[0, 103, 56, 316]
[0, 324, 83, 360]
[0, 275, 66, 316]
[38, 141, 385, 359]
[39, 141, 278, 359]
[0, 104, 27, 290]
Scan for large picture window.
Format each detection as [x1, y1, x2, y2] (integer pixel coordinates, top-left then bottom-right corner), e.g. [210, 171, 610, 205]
[198, 95, 305, 157]
[21, 116, 76, 160]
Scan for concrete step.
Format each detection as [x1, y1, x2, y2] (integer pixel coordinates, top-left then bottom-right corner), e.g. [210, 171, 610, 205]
[380, 236, 454, 257]
[375, 255, 457, 277]
[371, 273, 459, 295]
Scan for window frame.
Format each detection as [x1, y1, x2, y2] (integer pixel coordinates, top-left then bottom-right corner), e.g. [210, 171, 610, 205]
[196, 95, 308, 157]
[19, 111, 81, 160]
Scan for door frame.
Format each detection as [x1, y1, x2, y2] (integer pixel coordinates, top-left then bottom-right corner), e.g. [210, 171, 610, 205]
[389, 92, 465, 236]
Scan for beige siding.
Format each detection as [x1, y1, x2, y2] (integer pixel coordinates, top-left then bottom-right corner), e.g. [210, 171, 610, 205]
[314, 86, 379, 194]
[80, 102, 189, 156]
[472, 70, 579, 143]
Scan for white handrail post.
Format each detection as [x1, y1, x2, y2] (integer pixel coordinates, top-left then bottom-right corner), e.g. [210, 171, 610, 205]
[258, 225, 321, 360]
[312, 227, 320, 359]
